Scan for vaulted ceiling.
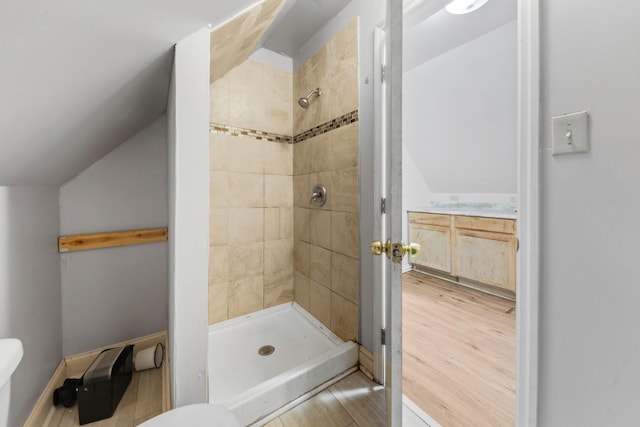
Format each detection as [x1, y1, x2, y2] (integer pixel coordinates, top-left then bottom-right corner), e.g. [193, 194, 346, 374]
[0, 0, 258, 186]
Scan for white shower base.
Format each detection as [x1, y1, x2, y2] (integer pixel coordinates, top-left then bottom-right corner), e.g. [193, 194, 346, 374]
[208, 302, 359, 426]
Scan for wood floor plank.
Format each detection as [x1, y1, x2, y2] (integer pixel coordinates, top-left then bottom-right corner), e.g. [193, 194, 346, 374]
[329, 371, 386, 427]
[402, 271, 515, 427]
[133, 368, 163, 425]
[263, 418, 285, 427]
[278, 388, 356, 427]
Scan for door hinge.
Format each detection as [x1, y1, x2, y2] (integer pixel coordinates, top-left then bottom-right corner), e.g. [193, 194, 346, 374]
[381, 64, 388, 83]
[381, 197, 386, 214]
[381, 328, 386, 346]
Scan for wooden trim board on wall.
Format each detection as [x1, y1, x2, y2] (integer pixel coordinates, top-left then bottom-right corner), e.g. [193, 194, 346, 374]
[58, 228, 168, 253]
[24, 331, 170, 427]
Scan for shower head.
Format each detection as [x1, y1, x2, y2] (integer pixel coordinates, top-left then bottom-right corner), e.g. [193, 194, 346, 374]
[298, 88, 321, 109]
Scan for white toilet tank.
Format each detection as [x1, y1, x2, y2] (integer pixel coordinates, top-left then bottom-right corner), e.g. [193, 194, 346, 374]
[0, 339, 23, 427]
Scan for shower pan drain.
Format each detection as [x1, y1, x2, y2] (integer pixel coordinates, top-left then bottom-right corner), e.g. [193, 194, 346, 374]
[258, 345, 275, 356]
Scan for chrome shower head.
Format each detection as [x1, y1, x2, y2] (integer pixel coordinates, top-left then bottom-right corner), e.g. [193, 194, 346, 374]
[298, 88, 321, 109]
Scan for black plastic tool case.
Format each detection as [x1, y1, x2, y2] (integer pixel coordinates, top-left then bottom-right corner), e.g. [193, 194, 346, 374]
[77, 344, 133, 425]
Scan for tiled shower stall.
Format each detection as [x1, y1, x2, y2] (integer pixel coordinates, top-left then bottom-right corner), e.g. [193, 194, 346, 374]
[208, 18, 360, 343]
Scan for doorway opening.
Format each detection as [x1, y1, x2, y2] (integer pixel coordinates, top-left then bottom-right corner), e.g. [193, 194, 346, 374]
[373, 0, 540, 425]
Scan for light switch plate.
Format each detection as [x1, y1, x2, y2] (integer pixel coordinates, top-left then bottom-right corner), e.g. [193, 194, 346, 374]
[552, 111, 589, 155]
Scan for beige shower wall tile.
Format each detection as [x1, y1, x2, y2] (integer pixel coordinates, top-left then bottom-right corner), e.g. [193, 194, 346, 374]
[210, 172, 228, 208]
[294, 240, 310, 276]
[227, 137, 264, 173]
[228, 60, 265, 130]
[309, 209, 331, 250]
[331, 292, 359, 342]
[331, 211, 359, 258]
[310, 132, 332, 173]
[294, 272, 311, 310]
[265, 207, 293, 241]
[264, 239, 294, 276]
[331, 252, 359, 305]
[331, 167, 359, 213]
[293, 174, 310, 207]
[264, 269, 294, 307]
[294, 208, 309, 243]
[228, 173, 264, 207]
[309, 281, 331, 327]
[209, 133, 229, 172]
[261, 63, 293, 136]
[264, 141, 293, 175]
[265, 175, 293, 207]
[309, 244, 331, 288]
[229, 276, 264, 318]
[328, 17, 359, 80]
[330, 122, 359, 170]
[208, 281, 228, 324]
[210, 77, 229, 124]
[293, 139, 313, 176]
[294, 45, 332, 134]
[309, 170, 332, 210]
[329, 69, 359, 120]
[209, 208, 228, 246]
[229, 242, 264, 281]
[209, 245, 229, 285]
[228, 208, 264, 243]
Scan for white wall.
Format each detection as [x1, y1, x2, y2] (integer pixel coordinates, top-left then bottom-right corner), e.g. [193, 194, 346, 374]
[168, 27, 210, 407]
[294, 0, 386, 351]
[0, 186, 61, 427]
[539, 1, 640, 425]
[403, 20, 517, 199]
[59, 115, 168, 355]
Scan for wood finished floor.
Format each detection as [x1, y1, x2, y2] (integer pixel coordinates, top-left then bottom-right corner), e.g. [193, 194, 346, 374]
[264, 371, 386, 427]
[403, 271, 516, 427]
[46, 367, 163, 426]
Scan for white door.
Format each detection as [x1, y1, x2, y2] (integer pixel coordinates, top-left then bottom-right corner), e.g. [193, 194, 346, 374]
[372, 1, 407, 425]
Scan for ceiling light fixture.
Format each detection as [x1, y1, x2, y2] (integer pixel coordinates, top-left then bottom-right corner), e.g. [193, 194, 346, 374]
[445, 0, 489, 15]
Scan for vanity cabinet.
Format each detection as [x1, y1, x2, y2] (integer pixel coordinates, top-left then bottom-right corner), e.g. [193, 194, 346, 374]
[408, 212, 517, 293]
[408, 213, 452, 274]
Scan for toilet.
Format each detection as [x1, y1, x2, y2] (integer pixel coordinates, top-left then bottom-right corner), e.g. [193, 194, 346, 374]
[0, 339, 23, 427]
[138, 403, 240, 427]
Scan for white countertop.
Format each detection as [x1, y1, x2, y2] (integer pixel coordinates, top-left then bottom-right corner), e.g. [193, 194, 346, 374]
[408, 202, 518, 219]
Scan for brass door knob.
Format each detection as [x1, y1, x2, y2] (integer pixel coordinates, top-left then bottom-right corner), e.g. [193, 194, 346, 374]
[403, 243, 421, 258]
[371, 240, 390, 257]
[372, 240, 420, 264]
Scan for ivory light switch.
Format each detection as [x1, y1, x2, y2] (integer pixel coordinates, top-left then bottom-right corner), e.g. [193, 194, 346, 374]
[552, 111, 589, 155]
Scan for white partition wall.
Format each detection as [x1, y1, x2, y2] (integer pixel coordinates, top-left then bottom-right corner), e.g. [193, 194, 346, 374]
[167, 27, 210, 408]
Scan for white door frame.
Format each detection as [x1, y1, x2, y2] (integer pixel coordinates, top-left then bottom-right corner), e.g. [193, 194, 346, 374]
[371, 0, 540, 425]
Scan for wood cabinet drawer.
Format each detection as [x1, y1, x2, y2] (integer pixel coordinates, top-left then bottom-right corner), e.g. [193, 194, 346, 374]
[408, 212, 451, 227]
[453, 215, 516, 235]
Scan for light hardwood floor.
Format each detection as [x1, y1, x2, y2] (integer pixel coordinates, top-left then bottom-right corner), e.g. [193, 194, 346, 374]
[402, 271, 516, 427]
[264, 371, 386, 427]
[46, 367, 163, 426]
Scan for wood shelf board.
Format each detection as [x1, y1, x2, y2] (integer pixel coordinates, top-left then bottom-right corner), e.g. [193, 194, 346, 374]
[58, 228, 168, 253]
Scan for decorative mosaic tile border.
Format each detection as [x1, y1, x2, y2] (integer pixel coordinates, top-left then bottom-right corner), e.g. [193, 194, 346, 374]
[209, 124, 293, 144]
[209, 109, 359, 144]
[294, 110, 359, 144]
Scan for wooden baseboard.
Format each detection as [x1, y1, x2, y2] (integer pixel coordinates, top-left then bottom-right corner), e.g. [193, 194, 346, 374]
[412, 266, 516, 301]
[23, 360, 67, 427]
[24, 331, 170, 427]
[358, 345, 377, 383]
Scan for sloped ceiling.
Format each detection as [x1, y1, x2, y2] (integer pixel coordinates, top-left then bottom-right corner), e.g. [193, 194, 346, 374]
[0, 0, 259, 186]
